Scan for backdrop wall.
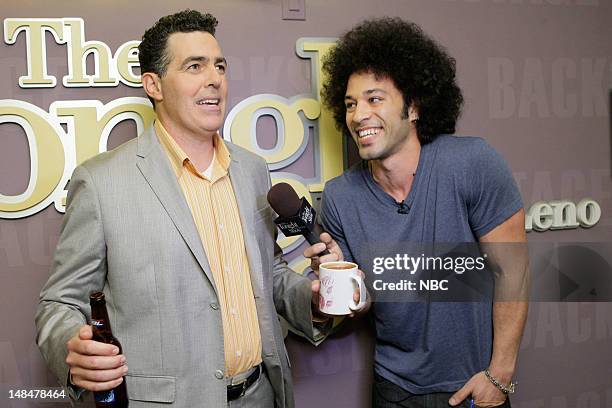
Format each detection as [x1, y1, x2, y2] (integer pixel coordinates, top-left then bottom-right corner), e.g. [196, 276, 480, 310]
[1, 1, 611, 407]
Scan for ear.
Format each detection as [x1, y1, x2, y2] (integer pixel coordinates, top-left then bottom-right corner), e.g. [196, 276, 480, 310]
[407, 104, 419, 123]
[141, 72, 163, 103]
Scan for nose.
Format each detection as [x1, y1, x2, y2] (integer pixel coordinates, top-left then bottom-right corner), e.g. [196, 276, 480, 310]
[350, 101, 371, 124]
[205, 67, 222, 89]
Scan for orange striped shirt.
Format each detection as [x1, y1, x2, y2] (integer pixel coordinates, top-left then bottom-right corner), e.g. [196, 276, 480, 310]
[155, 120, 262, 376]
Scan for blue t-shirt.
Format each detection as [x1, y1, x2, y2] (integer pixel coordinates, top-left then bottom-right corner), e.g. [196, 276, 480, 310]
[320, 135, 523, 394]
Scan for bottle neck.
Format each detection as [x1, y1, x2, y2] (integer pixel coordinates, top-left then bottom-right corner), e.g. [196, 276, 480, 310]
[90, 296, 112, 333]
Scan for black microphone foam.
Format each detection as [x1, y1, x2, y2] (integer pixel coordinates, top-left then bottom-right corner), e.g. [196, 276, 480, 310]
[267, 182, 301, 218]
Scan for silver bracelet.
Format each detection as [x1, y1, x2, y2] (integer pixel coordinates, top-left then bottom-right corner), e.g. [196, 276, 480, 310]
[484, 369, 516, 394]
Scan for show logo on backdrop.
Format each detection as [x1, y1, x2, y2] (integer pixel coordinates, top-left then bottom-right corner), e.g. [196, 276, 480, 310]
[0, 17, 602, 245]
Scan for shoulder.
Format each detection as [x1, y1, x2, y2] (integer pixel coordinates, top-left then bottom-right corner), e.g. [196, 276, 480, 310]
[77, 137, 138, 178]
[433, 135, 509, 174]
[225, 140, 268, 170]
[224, 141, 271, 193]
[434, 135, 497, 162]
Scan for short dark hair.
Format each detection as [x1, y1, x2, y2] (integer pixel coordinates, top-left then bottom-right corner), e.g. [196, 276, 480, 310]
[138, 9, 218, 78]
[321, 17, 463, 145]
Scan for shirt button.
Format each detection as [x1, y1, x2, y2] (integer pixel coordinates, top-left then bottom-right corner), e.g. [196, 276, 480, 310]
[218, 223, 224, 230]
[230, 308, 237, 316]
[210, 303, 219, 310]
[214, 370, 224, 379]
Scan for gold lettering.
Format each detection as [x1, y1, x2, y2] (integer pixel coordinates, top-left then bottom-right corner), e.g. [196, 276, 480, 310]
[3, 19, 66, 87]
[115, 40, 141, 87]
[296, 38, 344, 193]
[50, 97, 154, 211]
[224, 95, 319, 168]
[63, 18, 117, 86]
[0, 100, 66, 217]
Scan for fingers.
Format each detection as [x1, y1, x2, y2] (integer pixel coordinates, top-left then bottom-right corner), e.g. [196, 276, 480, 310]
[319, 232, 334, 245]
[303, 243, 329, 259]
[302, 233, 344, 266]
[65, 325, 128, 392]
[348, 269, 370, 317]
[303, 243, 339, 273]
[71, 372, 126, 392]
[461, 372, 507, 407]
[70, 363, 128, 386]
[67, 329, 119, 357]
[321, 233, 345, 261]
[449, 381, 472, 406]
[318, 252, 340, 264]
[450, 373, 507, 407]
[66, 350, 126, 370]
[349, 294, 370, 317]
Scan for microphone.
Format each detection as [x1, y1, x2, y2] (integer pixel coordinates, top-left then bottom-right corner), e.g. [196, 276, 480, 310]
[267, 183, 329, 255]
[396, 200, 410, 214]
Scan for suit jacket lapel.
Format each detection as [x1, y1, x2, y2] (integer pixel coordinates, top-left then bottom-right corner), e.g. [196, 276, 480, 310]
[135, 126, 217, 292]
[227, 150, 265, 300]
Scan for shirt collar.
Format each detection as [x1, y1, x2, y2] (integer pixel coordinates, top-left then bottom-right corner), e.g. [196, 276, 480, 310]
[155, 120, 231, 180]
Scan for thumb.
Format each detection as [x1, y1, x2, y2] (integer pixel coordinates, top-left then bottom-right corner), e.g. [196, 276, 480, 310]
[319, 232, 333, 244]
[449, 382, 472, 406]
[79, 324, 93, 340]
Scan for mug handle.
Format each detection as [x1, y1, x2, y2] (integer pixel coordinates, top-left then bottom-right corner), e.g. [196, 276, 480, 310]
[349, 273, 366, 311]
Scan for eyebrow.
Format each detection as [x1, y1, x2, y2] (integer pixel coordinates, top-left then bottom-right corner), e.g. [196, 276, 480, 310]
[344, 88, 387, 100]
[180, 56, 228, 68]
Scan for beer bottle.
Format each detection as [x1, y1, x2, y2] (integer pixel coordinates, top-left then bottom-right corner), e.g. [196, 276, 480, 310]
[90, 292, 129, 408]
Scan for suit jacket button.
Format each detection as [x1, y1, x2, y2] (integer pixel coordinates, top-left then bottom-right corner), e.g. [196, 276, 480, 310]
[215, 370, 224, 379]
[210, 302, 219, 310]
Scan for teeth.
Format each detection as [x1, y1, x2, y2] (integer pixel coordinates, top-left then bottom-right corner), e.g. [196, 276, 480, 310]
[358, 128, 379, 137]
[197, 99, 219, 105]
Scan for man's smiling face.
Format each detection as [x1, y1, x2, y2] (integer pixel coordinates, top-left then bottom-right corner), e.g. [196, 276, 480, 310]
[344, 71, 414, 161]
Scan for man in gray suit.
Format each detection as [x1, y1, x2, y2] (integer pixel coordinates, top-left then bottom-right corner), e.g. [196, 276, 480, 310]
[35, 10, 322, 407]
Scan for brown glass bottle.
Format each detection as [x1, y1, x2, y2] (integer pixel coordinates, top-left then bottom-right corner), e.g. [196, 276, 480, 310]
[90, 292, 129, 408]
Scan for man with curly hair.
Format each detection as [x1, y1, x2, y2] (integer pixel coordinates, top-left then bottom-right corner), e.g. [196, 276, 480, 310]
[36, 10, 322, 407]
[305, 18, 528, 408]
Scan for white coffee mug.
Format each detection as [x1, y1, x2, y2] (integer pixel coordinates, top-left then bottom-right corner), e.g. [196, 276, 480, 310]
[318, 261, 366, 315]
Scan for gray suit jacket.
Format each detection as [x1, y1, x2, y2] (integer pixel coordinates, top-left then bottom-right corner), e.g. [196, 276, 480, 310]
[35, 126, 316, 407]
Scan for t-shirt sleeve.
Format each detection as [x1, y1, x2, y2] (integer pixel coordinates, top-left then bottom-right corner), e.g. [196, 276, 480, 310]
[320, 187, 355, 263]
[465, 140, 523, 238]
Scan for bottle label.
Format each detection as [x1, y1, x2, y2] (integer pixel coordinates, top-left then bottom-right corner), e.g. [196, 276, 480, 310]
[91, 319, 103, 328]
[95, 389, 116, 403]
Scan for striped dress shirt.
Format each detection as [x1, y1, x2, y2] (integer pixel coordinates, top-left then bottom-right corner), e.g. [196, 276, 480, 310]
[155, 120, 262, 376]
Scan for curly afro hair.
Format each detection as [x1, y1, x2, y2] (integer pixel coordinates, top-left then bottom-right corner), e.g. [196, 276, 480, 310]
[321, 17, 463, 145]
[138, 10, 218, 78]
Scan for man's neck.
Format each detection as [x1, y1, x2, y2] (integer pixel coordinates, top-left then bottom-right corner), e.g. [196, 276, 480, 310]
[370, 137, 421, 203]
[158, 118, 216, 173]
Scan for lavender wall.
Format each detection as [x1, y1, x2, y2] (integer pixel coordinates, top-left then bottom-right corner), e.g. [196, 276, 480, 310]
[1, 1, 611, 407]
